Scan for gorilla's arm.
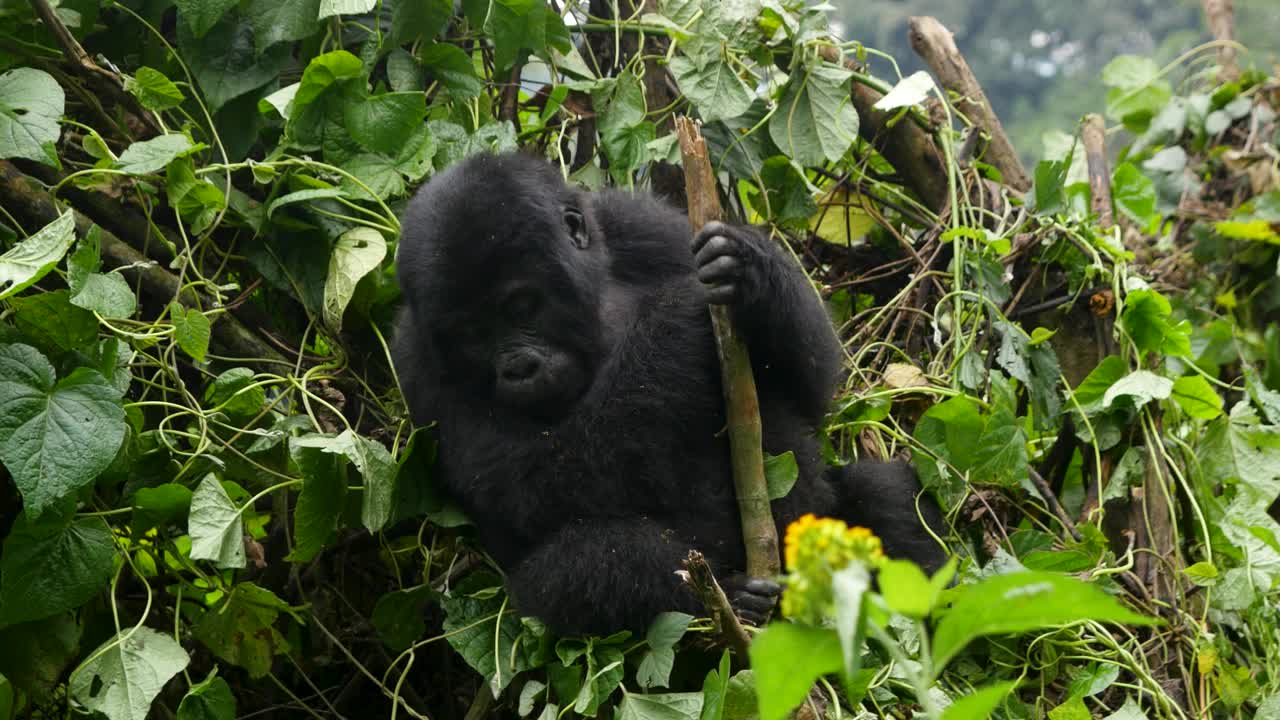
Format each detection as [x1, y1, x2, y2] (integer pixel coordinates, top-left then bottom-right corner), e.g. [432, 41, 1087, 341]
[503, 519, 702, 635]
[692, 222, 844, 420]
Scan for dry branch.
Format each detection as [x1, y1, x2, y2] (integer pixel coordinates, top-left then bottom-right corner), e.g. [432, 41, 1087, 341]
[681, 551, 751, 657]
[814, 46, 950, 213]
[907, 16, 1030, 192]
[675, 117, 780, 581]
[1082, 114, 1114, 229]
[1201, 0, 1240, 83]
[0, 161, 286, 366]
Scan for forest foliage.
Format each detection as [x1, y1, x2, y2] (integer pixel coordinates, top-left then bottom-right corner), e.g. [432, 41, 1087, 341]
[0, 0, 1278, 719]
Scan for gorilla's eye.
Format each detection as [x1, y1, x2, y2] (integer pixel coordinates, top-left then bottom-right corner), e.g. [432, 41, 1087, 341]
[504, 290, 541, 323]
[564, 208, 589, 249]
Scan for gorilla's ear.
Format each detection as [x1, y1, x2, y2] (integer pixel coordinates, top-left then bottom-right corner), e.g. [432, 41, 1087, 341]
[564, 206, 589, 249]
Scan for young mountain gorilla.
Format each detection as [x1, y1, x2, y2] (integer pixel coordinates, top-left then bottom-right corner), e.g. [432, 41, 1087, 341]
[393, 152, 946, 635]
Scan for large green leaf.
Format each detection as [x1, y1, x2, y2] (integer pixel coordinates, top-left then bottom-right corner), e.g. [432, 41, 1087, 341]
[749, 624, 842, 720]
[290, 429, 395, 531]
[768, 62, 858, 168]
[125, 67, 186, 111]
[180, 16, 292, 113]
[175, 0, 240, 38]
[286, 435, 348, 562]
[69, 627, 190, 720]
[192, 583, 290, 678]
[0, 67, 64, 164]
[70, 272, 137, 318]
[932, 572, 1157, 670]
[636, 612, 693, 690]
[0, 344, 126, 518]
[116, 134, 200, 175]
[344, 92, 427, 155]
[440, 573, 528, 695]
[0, 211, 75, 301]
[617, 692, 704, 720]
[420, 43, 484, 98]
[669, 53, 752, 123]
[188, 474, 245, 569]
[176, 673, 236, 720]
[245, 0, 322, 50]
[0, 515, 115, 626]
[169, 303, 212, 362]
[323, 227, 387, 330]
[940, 682, 1017, 720]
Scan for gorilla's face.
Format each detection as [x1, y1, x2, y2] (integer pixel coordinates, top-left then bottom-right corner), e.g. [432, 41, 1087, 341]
[423, 202, 603, 419]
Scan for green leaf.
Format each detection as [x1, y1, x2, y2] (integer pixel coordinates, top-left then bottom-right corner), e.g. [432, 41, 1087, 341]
[344, 92, 427, 155]
[131, 483, 194, 534]
[1033, 159, 1069, 214]
[441, 574, 528, 694]
[1120, 289, 1190, 358]
[192, 583, 289, 678]
[699, 652, 731, 720]
[1102, 370, 1173, 409]
[830, 564, 870, 686]
[749, 624, 842, 720]
[1101, 56, 1171, 127]
[204, 367, 265, 418]
[637, 612, 693, 690]
[265, 188, 348, 218]
[180, 16, 292, 114]
[878, 559, 935, 618]
[0, 68, 64, 164]
[286, 434, 348, 562]
[392, 0, 452, 44]
[769, 63, 859, 168]
[939, 681, 1016, 720]
[70, 627, 189, 720]
[0, 344, 126, 518]
[618, 692, 704, 720]
[932, 572, 1157, 670]
[290, 430, 395, 531]
[318, 0, 375, 18]
[0, 515, 114, 627]
[175, 0, 240, 38]
[1112, 163, 1155, 224]
[872, 70, 934, 111]
[0, 211, 75, 300]
[189, 474, 245, 569]
[669, 54, 752, 123]
[11, 292, 97, 357]
[341, 153, 405, 200]
[372, 585, 435, 652]
[124, 66, 185, 111]
[0, 613, 81, 698]
[116, 134, 200, 175]
[1048, 696, 1091, 720]
[324, 227, 387, 330]
[419, 43, 484, 98]
[763, 451, 798, 500]
[71, 272, 137, 318]
[66, 225, 101, 296]
[1171, 375, 1223, 420]
[177, 673, 236, 720]
[169, 303, 212, 362]
[245, 0, 322, 51]
[487, 0, 547, 71]
[1072, 355, 1127, 409]
[1067, 662, 1120, 698]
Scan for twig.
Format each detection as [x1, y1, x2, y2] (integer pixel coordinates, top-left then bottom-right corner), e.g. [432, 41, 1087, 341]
[681, 551, 751, 657]
[28, 0, 161, 136]
[812, 46, 949, 213]
[1200, 0, 1240, 83]
[676, 117, 780, 580]
[1082, 114, 1114, 229]
[0, 161, 287, 367]
[907, 16, 1030, 192]
[1029, 468, 1083, 543]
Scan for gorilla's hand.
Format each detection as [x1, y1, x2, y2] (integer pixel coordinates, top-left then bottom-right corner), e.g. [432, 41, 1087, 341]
[720, 573, 781, 626]
[691, 222, 768, 306]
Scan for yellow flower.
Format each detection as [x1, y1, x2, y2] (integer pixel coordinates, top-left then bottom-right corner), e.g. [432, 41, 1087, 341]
[780, 515, 884, 624]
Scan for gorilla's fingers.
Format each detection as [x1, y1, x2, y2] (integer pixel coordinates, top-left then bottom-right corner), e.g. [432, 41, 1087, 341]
[737, 577, 782, 596]
[696, 255, 742, 285]
[691, 221, 731, 253]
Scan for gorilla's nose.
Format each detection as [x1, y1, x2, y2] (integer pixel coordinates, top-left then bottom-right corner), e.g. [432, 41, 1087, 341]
[501, 353, 541, 382]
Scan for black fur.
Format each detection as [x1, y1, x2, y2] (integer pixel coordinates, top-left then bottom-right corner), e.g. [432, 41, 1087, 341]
[393, 152, 946, 635]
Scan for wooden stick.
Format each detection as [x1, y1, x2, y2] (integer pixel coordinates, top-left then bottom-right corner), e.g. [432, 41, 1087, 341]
[1081, 114, 1114, 229]
[907, 16, 1030, 192]
[681, 551, 751, 657]
[675, 117, 780, 581]
[1201, 0, 1240, 83]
